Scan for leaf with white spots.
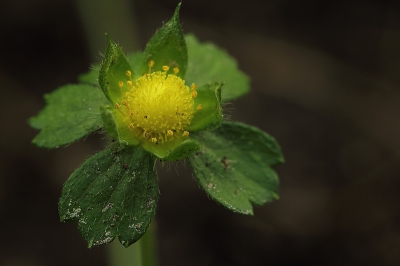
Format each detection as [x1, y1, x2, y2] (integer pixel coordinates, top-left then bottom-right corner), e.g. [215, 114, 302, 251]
[59, 144, 158, 247]
[189, 122, 283, 215]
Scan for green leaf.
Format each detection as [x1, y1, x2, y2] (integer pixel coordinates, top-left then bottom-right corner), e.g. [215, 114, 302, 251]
[185, 34, 250, 102]
[100, 106, 140, 146]
[99, 35, 133, 104]
[29, 84, 109, 148]
[78, 65, 100, 85]
[186, 82, 223, 132]
[142, 3, 187, 78]
[188, 122, 283, 215]
[59, 144, 158, 248]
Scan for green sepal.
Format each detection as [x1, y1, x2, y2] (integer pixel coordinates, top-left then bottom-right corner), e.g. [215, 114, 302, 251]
[186, 82, 223, 132]
[185, 34, 250, 102]
[29, 84, 109, 148]
[127, 52, 146, 79]
[78, 52, 145, 86]
[59, 144, 158, 248]
[141, 3, 187, 78]
[99, 35, 133, 104]
[100, 106, 140, 146]
[189, 122, 283, 215]
[142, 137, 201, 160]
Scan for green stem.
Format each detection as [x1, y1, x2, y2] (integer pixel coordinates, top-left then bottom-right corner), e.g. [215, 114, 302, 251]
[108, 221, 158, 266]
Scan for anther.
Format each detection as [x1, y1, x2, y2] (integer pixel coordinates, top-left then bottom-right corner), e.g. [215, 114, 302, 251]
[114, 103, 121, 109]
[191, 83, 196, 90]
[197, 104, 203, 110]
[127, 80, 133, 86]
[126, 70, 131, 77]
[182, 131, 189, 137]
[167, 130, 173, 136]
[192, 89, 197, 98]
[151, 138, 157, 143]
[162, 65, 170, 72]
[148, 60, 154, 73]
[118, 81, 124, 88]
[173, 67, 179, 74]
[129, 123, 134, 129]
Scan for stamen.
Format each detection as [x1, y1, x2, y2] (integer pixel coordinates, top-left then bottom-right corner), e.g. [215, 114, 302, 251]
[173, 67, 179, 74]
[162, 65, 170, 72]
[118, 81, 124, 88]
[114, 103, 121, 109]
[148, 60, 154, 73]
[182, 131, 189, 137]
[197, 104, 203, 110]
[126, 70, 131, 77]
[192, 89, 197, 98]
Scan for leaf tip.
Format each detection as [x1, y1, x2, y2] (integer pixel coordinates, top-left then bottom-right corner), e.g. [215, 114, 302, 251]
[88, 239, 95, 249]
[173, 2, 182, 20]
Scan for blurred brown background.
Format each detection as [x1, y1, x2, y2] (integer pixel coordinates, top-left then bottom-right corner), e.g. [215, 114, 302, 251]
[1, 0, 400, 265]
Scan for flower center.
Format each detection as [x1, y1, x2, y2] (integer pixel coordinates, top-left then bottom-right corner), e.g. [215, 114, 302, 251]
[116, 64, 197, 143]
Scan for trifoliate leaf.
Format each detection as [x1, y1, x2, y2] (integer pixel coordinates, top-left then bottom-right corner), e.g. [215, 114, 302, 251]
[99, 35, 133, 104]
[185, 34, 250, 102]
[59, 144, 158, 248]
[29, 84, 109, 148]
[189, 122, 283, 215]
[186, 82, 223, 132]
[142, 3, 187, 78]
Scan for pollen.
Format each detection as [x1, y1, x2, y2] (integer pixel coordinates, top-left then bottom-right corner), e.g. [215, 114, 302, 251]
[120, 70, 194, 143]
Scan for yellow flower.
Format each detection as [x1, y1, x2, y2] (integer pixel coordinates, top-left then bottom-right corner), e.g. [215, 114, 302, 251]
[115, 63, 195, 144]
[100, 56, 223, 160]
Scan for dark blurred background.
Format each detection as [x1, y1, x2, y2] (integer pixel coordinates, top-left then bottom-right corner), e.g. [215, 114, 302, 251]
[1, 0, 400, 265]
